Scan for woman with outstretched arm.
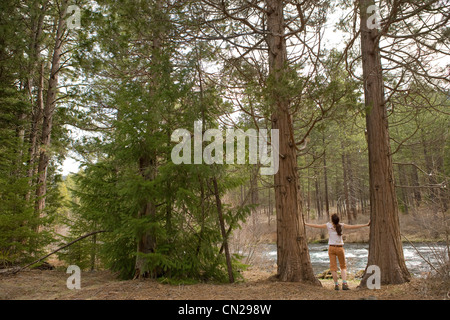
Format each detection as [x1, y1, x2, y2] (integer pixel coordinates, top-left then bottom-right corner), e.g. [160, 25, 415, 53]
[305, 214, 370, 290]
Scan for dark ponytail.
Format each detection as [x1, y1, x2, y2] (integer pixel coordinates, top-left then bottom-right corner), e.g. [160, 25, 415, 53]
[331, 214, 342, 236]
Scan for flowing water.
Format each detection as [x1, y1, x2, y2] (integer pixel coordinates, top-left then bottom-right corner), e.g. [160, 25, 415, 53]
[261, 242, 448, 277]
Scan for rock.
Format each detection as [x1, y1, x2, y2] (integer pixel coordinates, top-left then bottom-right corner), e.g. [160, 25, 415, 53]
[317, 269, 334, 279]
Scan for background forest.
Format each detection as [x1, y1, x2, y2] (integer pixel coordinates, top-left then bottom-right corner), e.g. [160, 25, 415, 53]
[0, 0, 448, 288]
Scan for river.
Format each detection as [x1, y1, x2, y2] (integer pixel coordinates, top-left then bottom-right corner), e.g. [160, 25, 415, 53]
[261, 242, 448, 277]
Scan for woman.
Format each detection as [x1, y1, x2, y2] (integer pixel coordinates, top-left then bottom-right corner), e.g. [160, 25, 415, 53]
[305, 214, 370, 290]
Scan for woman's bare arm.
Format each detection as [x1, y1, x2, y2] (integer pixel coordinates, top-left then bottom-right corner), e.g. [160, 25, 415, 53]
[342, 220, 371, 230]
[304, 223, 328, 229]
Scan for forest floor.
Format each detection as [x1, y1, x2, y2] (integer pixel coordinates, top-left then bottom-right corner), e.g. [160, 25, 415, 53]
[1, 268, 448, 300]
[2, 209, 448, 300]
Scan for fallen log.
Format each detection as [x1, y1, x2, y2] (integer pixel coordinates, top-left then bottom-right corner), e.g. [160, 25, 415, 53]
[1, 230, 108, 276]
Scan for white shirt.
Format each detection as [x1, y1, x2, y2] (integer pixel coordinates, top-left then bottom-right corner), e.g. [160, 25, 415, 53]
[327, 222, 344, 245]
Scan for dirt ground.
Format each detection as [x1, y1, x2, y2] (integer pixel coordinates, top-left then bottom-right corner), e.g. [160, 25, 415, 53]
[1, 268, 448, 300]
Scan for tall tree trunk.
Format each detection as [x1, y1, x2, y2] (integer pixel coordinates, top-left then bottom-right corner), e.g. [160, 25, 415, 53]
[335, 168, 341, 213]
[134, 0, 168, 278]
[35, 0, 68, 216]
[134, 155, 158, 278]
[410, 163, 421, 208]
[266, 0, 319, 284]
[323, 137, 330, 219]
[250, 165, 260, 212]
[15, 112, 27, 176]
[27, 62, 44, 201]
[314, 171, 322, 219]
[397, 164, 410, 215]
[26, 1, 48, 201]
[268, 187, 272, 226]
[307, 167, 311, 221]
[90, 223, 97, 271]
[346, 153, 357, 221]
[359, 0, 410, 286]
[196, 175, 206, 256]
[359, 185, 366, 215]
[342, 150, 351, 223]
[194, 60, 207, 257]
[212, 177, 234, 283]
[421, 131, 438, 205]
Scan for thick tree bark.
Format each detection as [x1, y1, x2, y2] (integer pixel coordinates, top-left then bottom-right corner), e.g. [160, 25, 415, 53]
[134, 0, 163, 278]
[266, 0, 320, 284]
[35, 0, 68, 215]
[26, 1, 48, 201]
[359, 0, 410, 286]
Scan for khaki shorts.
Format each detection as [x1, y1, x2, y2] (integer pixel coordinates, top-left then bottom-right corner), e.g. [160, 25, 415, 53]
[328, 245, 347, 272]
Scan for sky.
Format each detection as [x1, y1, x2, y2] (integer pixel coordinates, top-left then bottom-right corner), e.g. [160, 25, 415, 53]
[62, 156, 80, 175]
